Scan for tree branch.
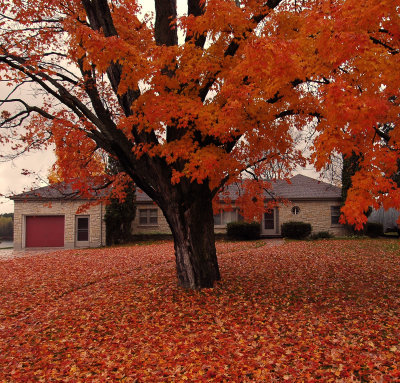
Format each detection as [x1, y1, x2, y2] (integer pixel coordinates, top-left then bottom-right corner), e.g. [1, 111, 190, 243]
[370, 35, 399, 55]
[155, 0, 178, 46]
[185, 0, 206, 48]
[0, 98, 55, 127]
[80, 0, 141, 116]
[198, 0, 285, 102]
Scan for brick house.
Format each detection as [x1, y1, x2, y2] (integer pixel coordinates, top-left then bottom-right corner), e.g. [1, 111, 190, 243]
[11, 174, 346, 249]
[133, 174, 347, 237]
[11, 183, 106, 250]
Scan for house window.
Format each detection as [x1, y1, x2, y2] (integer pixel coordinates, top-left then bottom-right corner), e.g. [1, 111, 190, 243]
[291, 206, 300, 215]
[331, 206, 341, 225]
[139, 209, 158, 225]
[213, 209, 243, 226]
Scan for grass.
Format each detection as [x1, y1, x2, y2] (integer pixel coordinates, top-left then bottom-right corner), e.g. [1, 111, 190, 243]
[1, 239, 400, 381]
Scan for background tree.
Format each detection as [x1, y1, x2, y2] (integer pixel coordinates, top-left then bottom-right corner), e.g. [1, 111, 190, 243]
[0, 0, 399, 289]
[0, 214, 13, 240]
[104, 158, 136, 246]
[341, 123, 400, 213]
[341, 152, 361, 204]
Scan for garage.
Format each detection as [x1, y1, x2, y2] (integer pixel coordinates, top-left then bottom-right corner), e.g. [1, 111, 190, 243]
[25, 215, 65, 248]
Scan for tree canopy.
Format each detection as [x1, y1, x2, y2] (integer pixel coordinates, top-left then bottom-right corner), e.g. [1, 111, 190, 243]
[0, 0, 399, 288]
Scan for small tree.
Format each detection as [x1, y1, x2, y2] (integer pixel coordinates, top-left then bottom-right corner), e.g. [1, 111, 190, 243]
[341, 152, 362, 204]
[0, 215, 13, 239]
[104, 158, 136, 245]
[104, 182, 136, 246]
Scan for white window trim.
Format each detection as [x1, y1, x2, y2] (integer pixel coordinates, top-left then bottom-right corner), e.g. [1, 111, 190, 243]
[330, 206, 341, 226]
[291, 206, 301, 215]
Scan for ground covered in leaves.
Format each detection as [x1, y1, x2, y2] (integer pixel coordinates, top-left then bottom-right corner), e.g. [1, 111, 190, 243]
[1, 239, 400, 382]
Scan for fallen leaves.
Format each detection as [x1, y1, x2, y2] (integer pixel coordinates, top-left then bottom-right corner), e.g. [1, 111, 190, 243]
[0, 239, 400, 381]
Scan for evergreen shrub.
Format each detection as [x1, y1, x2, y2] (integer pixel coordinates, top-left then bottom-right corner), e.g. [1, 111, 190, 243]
[281, 221, 312, 239]
[227, 222, 260, 240]
[310, 231, 333, 240]
[365, 222, 384, 238]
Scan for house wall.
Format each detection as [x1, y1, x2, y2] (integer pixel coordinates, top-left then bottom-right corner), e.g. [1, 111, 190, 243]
[133, 200, 347, 237]
[279, 200, 347, 236]
[132, 204, 171, 234]
[13, 200, 106, 250]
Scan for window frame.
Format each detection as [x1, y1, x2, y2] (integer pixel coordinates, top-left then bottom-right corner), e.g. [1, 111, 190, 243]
[291, 206, 301, 215]
[213, 208, 243, 227]
[331, 206, 341, 225]
[138, 208, 158, 226]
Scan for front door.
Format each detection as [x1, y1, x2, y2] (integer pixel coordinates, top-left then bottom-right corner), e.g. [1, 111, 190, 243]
[76, 216, 90, 247]
[261, 208, 280, 236]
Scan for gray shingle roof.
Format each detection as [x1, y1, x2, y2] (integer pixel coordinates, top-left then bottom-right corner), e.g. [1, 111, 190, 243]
[135, 189, 153, 203]
[271, 174, 341, 200]
[10, 182, 105, 200]
[11, 174, 341, 202]
[216, 174, 341, 201]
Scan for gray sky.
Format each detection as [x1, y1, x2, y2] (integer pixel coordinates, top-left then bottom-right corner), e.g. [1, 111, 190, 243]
[0, 151, 55, 213]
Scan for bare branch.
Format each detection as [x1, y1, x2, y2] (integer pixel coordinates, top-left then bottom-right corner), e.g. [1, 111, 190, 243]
[0, 98, 55, 127]
[80, 0, 141, 116]
[370, 35, 399, 55]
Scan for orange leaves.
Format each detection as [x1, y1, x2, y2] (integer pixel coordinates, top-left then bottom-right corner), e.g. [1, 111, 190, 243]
[235, 178, 272, 222]
[1, 0, 400, 235]
[1, 239, 400, 380]
[340, 161, 400, 229]
[182, 145, 232, 186]
[180, 0, 251, 41]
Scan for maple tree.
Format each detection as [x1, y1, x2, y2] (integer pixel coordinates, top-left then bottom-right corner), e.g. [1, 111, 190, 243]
[1, 239, 400, 380]
[0, 0, 399, 289]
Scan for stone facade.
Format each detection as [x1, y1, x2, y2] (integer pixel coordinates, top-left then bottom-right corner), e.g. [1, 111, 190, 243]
[132, 200, 347, 237]
[13, 200, 106, 250]
[277, 200, 347, 236]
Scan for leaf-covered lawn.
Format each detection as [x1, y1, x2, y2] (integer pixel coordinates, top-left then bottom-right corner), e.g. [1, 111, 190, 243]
[1, 240, 400, 382]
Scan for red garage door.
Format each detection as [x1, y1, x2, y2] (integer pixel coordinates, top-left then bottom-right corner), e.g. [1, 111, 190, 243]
[25, 216, 65, 248]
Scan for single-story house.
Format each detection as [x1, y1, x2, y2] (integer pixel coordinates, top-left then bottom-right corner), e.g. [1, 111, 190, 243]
[11, 174, 346, 249]
[133, 174, 347, 237]
[11, 183, 106, 250]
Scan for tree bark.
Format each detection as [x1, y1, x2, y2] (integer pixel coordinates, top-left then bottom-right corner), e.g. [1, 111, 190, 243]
[156, 181, 221, 289]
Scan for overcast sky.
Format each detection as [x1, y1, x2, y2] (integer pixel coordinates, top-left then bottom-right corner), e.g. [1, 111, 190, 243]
[0, 72, 56, 214]
[0, 151, 55, 214]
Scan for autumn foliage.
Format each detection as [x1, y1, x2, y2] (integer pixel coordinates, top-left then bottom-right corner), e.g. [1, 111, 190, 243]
[0, 0, 399, 288]
[1, 240, 400, 381]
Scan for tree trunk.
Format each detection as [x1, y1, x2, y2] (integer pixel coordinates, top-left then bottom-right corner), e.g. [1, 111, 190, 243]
[157, 182, 221, 289]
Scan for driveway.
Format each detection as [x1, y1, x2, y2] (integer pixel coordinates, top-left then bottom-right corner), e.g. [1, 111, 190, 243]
[0, 246, 60, 260]
[0, 241, 13, 249]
